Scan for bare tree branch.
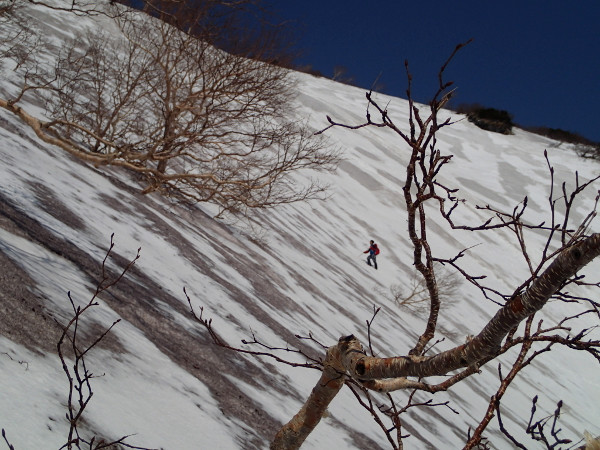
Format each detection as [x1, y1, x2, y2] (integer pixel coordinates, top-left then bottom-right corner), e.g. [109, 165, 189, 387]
[267, 40, 600, 448]
[0, 0, 339, 217]
[54, 234, 149, 450]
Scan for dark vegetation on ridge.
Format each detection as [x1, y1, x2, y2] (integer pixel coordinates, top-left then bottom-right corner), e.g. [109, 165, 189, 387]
[454, 103, 600, 159]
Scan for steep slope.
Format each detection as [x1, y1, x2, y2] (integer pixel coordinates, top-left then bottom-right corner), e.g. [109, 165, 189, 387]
[1, 2, 599, 449]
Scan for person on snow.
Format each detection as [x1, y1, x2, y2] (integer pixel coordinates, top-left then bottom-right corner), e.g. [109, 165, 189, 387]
[364, 240, 380, 269]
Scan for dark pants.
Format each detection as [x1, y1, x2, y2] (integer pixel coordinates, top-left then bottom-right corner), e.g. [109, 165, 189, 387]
[367, 253, 377, 269]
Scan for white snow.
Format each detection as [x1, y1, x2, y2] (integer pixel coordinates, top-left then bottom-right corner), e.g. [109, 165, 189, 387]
[0, 2, 599, 449]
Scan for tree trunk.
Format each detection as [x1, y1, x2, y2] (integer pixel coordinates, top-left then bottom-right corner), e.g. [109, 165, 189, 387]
[270, 344, 347, 450]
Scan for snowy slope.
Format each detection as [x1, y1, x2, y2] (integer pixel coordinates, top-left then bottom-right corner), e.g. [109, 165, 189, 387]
[1, 2, 599, 449]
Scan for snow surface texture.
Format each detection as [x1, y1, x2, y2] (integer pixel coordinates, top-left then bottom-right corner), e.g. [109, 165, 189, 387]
[0, 2, 599, 449]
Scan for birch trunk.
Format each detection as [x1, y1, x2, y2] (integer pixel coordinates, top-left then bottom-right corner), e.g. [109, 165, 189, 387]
[270, 344, 347, 450]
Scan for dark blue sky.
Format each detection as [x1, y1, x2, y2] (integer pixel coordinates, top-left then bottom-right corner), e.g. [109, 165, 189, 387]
[270, 1, 600, 142]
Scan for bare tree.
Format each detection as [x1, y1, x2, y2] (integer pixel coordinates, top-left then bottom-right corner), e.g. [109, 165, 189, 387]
[55, 236, 148, 450]
[1, 235, 153, 450]
[0, 0, 338, 216]
[387, 262, 461, 312]
[331, 65, 355, 86]
[189, 42, 599, 449]
[275, 41, 600, 449]
[0, 1, 43, 69]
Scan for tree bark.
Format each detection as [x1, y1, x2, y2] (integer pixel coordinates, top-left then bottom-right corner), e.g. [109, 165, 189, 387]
[270, 343, 348, 450]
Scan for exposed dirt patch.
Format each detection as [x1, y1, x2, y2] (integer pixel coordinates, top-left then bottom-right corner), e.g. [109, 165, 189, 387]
[0, 248, 62, 355]
[29, 180, 87, 232]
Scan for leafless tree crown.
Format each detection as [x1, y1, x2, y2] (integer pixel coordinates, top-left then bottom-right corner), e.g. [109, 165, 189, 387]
[0, 0, 338, 216]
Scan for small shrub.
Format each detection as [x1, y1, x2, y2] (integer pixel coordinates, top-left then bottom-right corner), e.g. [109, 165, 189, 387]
[457, 103, 514, 135]
[576, 144, 600, 160]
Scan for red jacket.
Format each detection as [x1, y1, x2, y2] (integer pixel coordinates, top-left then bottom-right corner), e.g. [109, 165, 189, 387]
[364, 243, 380, 255]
